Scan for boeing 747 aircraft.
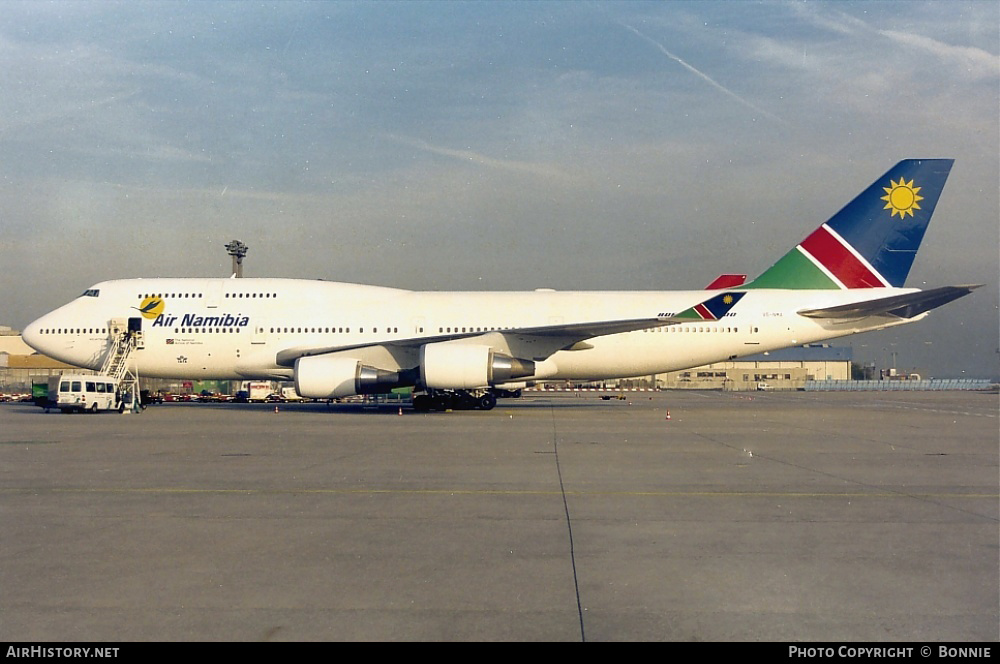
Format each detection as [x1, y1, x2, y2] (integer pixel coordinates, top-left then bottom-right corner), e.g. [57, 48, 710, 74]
[23, 159, 977, 410]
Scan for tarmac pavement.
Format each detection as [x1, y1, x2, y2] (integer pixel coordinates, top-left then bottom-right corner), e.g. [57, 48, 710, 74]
[1, 390, 996, 641]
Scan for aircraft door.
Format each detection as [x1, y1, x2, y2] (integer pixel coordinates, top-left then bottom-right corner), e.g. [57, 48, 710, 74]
[110, 318, 128, 338]
[128, 317, 145, 350]
[205, 281, 223, 309]
[252, 319, 268, 345]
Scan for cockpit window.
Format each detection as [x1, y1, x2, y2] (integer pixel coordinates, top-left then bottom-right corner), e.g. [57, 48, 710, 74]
[81, 289, 100, 297]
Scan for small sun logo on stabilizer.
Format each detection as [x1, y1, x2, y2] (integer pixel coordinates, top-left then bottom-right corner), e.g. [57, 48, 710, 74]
[723, 294, 734, 305]
[881, 177, 923, 219]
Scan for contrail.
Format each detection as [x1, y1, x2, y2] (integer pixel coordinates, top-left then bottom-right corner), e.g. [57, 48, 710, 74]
[620, 21, 783, 123]
[386, 134, 569, 179]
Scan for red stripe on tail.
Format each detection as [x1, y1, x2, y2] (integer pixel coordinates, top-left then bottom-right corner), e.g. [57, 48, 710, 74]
[693, 303, 715, 320]
[799, 226, 886, 288]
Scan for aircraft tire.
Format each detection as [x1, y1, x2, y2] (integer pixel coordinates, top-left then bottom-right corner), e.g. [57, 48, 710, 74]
[478, 393, 497, 410]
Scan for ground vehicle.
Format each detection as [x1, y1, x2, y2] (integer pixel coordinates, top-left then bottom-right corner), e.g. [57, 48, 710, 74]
[52, 374, 120, 413]
[280, 386, 303, 401]
[239, 381, 273, 402]
[32, 381, 54, 408]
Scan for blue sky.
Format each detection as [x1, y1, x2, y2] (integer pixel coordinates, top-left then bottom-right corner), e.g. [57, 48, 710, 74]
[2, 1, 997, 377]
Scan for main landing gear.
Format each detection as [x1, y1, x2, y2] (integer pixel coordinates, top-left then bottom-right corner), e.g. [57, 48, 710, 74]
[412, 389, 497, 412]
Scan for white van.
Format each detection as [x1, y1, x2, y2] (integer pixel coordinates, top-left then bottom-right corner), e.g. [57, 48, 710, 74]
[54, 374, 121, 413]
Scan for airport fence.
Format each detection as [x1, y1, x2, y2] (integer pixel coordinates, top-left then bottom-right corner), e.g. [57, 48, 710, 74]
[804, 379, 995, 391]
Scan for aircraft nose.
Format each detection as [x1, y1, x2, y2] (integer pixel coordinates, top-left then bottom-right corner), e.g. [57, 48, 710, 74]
[21, 316, 47, 354]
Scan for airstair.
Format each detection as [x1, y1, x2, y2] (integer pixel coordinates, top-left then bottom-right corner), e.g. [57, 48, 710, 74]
[102, 318, 142, 411]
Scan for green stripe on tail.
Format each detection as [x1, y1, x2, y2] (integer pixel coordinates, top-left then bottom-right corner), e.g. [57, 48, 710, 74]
[743, 248, 839, 290]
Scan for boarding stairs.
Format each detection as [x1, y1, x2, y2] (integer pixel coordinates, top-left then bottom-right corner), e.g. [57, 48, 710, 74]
[101, 321, 141, 411]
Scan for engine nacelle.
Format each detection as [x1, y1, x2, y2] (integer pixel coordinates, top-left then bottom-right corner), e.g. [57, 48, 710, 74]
[294, 355, 402, 398]
[420, 343, 535, 389]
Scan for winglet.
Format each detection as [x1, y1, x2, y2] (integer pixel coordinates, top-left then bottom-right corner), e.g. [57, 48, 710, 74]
[705, 274, 748, 290]
[673, 291, 746, 321]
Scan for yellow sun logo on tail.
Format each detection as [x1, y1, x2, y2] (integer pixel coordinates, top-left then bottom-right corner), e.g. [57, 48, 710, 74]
[881, 178, 923, 219]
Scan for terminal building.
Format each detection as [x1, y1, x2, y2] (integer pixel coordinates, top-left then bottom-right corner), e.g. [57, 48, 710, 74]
[654, 345, 852, 391]
[0, 328, 83, 393]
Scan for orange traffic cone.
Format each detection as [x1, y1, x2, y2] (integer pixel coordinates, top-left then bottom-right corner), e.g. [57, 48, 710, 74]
[398, 407, 403, 416]
[665, 410, 671, 421]
[274, 405, 279, 413]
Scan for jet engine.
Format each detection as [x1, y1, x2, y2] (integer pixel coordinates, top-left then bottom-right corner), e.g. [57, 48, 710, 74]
[294, 355, 403, 399]
[420, 343, 535, 389]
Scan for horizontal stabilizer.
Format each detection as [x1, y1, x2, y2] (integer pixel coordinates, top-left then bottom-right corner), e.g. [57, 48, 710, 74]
[797, 285, 980, 320]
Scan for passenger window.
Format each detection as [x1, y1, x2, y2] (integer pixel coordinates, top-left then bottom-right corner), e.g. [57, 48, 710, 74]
[71, 381, 82, 392]
[96, 383, 106, 393]
[60, 382, 70, 392]
[86, 382, 96, 392]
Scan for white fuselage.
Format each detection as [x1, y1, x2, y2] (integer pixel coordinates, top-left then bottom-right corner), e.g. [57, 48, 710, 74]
[22, 278, 920, 384]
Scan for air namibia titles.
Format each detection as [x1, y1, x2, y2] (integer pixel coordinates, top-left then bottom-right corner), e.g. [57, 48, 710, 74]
[151, 313, 250, 328]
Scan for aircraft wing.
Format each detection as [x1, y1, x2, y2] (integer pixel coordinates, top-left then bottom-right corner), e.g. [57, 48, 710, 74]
[276, 291, 747, 367]
[797, 285, 981, 320]
[275, 317, 678, 366]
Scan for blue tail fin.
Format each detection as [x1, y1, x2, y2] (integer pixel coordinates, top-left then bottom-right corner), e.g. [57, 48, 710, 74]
[745, 159, 954, 289]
